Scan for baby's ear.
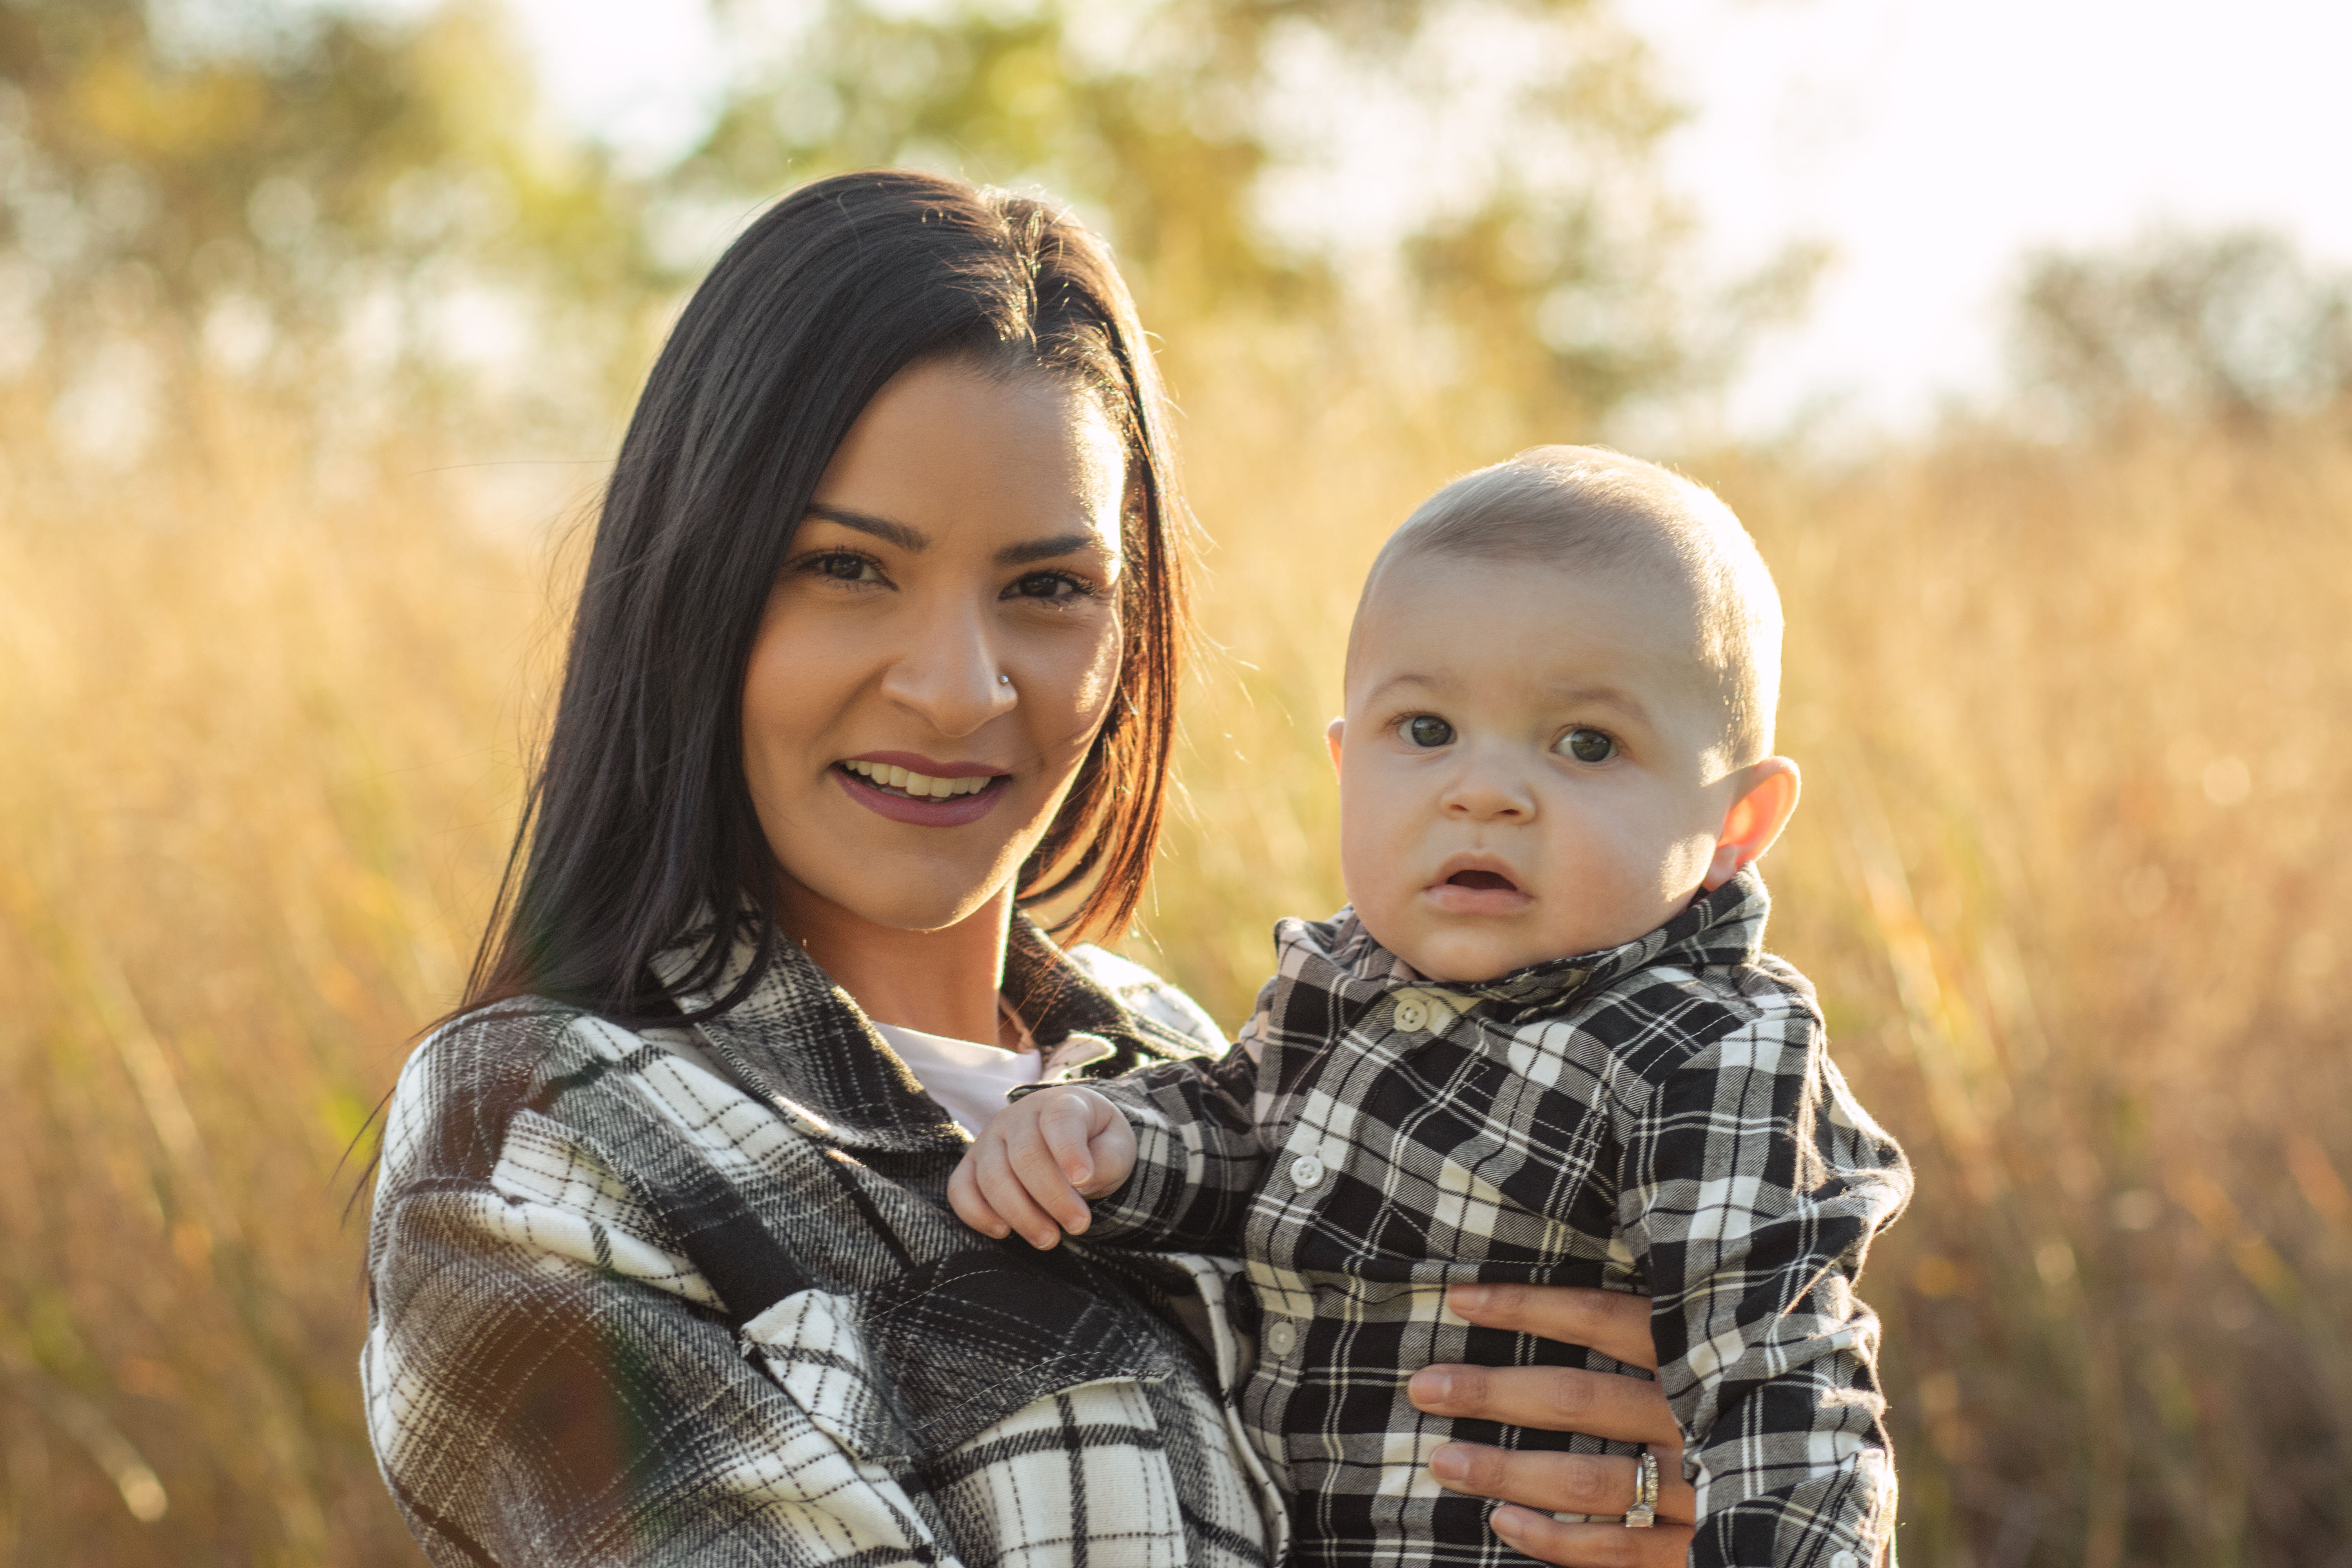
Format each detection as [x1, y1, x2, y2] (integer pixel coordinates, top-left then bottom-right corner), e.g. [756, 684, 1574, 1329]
[1325, 717, 1345, 775]
[1704, 757, 1801, 890]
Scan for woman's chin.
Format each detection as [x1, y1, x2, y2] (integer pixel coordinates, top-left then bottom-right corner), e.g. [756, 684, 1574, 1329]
[760, 772, 1074, 940]
[774, 844, 1030, 940]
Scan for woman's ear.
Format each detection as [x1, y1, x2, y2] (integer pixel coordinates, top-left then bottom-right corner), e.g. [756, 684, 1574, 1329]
[1703, 757, 1800, 891]
[1325, 717, 1345, 775]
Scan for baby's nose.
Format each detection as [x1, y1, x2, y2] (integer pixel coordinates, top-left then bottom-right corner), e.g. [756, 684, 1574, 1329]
[1439, 762, 1536, 820]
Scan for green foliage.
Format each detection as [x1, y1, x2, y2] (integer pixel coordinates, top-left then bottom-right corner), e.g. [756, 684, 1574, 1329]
[681, 0, 1776, 433]
[0, 0, 1816, 454]
[0, 0, 661, 444]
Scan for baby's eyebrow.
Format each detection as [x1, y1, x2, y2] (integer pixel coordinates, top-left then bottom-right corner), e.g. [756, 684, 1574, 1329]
[1360, 671, 1451, 704]
[1546, 683, 1652, 719]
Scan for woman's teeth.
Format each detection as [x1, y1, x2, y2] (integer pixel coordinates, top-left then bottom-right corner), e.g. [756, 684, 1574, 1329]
[842, 760, 998, 798]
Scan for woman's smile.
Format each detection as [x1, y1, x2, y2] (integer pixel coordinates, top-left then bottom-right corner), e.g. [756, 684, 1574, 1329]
[834, 752, 1013, 826]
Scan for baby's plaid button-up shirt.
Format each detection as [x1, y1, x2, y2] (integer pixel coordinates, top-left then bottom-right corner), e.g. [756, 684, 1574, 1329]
[1077, 871, 1911, 1568]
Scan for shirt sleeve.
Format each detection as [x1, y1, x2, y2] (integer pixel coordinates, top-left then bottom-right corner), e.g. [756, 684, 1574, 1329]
[1068, 1038, 1272, 1253]
[1614, 995, 1912, 1568]
[363, 1045, 965, 1566]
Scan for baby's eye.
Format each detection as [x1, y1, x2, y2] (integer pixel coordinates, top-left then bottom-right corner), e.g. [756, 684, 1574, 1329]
[1405, 715, 1454, 749]
[1558, 727, 1615, 764]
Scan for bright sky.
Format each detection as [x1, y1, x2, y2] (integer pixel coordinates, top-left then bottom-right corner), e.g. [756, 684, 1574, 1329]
[491, 0, 2352, 437]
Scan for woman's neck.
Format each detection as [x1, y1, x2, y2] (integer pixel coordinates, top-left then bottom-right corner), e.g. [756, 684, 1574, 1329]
[776, 879, 1017, 1048]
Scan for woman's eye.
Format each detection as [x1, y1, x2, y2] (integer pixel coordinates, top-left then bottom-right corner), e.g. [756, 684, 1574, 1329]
[808, 552, 881, 583]
[1010, 571, 1082, 601]
[1558, 727, 1615, 764]
[1405, 715, 1454, 749]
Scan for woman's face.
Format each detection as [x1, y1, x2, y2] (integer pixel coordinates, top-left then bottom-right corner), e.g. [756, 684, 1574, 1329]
[742, 358, 1129, 935]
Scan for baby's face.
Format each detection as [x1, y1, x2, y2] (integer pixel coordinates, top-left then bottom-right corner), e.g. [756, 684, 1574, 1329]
[1333, 555, 1744, 983]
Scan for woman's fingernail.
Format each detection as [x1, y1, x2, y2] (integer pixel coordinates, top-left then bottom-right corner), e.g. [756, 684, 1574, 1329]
[1409, 1368, 1454, 1404]
[1450, 1284, 1490, 1314]
[1430, 1445, 1468, 1482]
[1490, 1505, 1526, 1539]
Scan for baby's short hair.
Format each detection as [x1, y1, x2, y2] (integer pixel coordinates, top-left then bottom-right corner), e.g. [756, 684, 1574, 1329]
[1359, 445, 1783, 767]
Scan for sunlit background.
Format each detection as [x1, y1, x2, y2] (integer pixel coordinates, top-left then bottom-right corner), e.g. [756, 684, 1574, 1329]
[4, 1, 2350, 1563]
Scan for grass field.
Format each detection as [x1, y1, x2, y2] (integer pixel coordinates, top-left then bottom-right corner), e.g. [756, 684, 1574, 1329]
[3, 359, 2348, 1563]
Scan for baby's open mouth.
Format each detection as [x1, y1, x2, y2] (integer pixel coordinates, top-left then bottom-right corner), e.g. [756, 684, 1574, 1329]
[838, 760, 1005, 800]
[1444, 869, 1521, 893]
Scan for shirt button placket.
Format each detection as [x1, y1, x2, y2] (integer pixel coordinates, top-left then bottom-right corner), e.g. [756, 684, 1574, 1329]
[1270, 1152, 1321, 1366]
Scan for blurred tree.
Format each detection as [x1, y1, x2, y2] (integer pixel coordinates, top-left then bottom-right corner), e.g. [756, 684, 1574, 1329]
[0, 0, 660, 463]
[2011, 228, 2352, 433]
[678, 0, 1812, 437]
[0, 0, 1813, 459]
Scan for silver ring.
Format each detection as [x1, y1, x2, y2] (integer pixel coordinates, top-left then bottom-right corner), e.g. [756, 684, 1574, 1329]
[1622, 1449, 1658, 1528]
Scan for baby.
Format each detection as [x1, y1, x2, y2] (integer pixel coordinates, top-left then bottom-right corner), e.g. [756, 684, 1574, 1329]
[951, 446, 1912, 1568]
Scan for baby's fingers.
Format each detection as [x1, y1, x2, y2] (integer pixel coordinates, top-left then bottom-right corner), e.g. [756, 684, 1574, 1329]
[1081, 1113, 1136, 1200]
[946, 1156, 1010, 1240]
[1007, 1114, 1095, 1237]
[969, 1136, 1073, 1250]
[1036, 1094, 1102, 1190]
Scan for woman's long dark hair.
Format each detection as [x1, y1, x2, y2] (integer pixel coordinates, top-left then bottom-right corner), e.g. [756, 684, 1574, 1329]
[465, 170, 1192, 1024]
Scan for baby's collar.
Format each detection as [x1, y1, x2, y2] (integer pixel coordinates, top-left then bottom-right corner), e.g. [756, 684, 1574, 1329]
[1324, 867, 1772, 1022]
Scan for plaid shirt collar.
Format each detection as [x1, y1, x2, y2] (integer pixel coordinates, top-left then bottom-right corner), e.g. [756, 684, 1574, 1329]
[652, 909, 1204, 1154]
[1297, 867, 1772, 1027]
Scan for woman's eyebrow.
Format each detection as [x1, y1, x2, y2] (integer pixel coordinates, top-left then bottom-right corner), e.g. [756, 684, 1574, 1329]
[996, 532, 1107, 567]
[803, 503, 927, 552]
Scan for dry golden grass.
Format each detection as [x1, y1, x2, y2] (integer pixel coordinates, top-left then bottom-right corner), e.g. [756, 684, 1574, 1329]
[4, 359, 2349, 1563]
[0, 392, 557, 1563]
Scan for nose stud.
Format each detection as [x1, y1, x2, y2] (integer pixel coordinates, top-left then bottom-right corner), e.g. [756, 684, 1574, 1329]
[998, 673, 1013, 687]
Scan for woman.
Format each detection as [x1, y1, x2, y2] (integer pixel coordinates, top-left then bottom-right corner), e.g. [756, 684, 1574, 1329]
[364, 170, 1695, 1566]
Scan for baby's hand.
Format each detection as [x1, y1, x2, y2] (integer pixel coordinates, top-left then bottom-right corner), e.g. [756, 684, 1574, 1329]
[949, 1087, 1136, 1250]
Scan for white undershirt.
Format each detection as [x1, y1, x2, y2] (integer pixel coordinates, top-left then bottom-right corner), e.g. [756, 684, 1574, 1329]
[873, 1021, 1042, 1138]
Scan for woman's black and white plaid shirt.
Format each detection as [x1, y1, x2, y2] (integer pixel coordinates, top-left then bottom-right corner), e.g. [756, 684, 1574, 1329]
[362, 919, 1281, 1567]
[1074, 871, 1911, 1568]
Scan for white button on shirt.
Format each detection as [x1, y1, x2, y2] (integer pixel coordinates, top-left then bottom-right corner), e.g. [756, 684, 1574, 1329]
[1289, 1154, 1326, 1190]
[1830, 1554, 1858, 1568]
[1263, 1320, 1297, 1358]
[1392, 998, 1428, 1033]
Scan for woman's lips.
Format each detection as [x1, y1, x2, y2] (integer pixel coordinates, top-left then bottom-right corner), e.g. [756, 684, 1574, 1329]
[833, 763, 1009, 827]
[1423, 867, 1534, 916]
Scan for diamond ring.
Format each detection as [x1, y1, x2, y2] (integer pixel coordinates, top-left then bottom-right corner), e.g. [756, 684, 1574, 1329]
[1623, 1449, 1659, 1528]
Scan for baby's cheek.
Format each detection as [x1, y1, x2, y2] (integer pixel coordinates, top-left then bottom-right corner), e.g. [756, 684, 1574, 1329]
[1656, 828, 1718, 899]
[1337, 818, 1413, 949]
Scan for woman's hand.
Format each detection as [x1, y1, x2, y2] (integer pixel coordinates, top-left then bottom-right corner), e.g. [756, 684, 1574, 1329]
[948, 1087, 1136, 1249]
[1410, 1283, 1697, 1565]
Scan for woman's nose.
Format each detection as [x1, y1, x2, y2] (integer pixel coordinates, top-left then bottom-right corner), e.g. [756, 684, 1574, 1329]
[877, 598, 1018, 737]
